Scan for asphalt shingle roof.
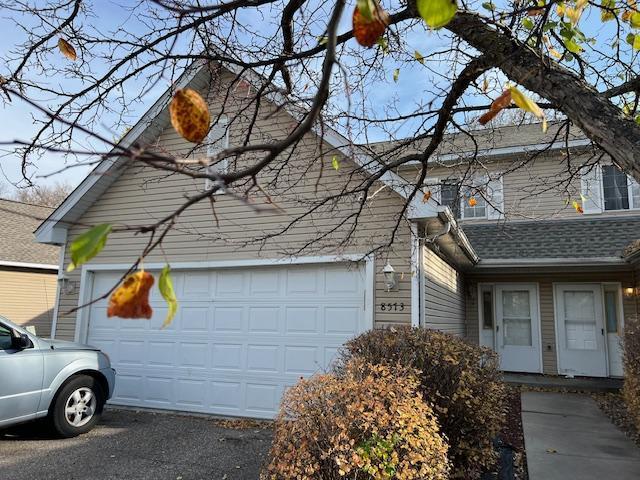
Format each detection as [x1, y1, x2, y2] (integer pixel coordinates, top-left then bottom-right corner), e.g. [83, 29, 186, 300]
[463, 216, 640, 260]
[0, 199, 59, 266]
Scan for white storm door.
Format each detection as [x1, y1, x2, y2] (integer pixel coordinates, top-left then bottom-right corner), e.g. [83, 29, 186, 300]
[495, 284, 542, 373]
[555, 284, 607, 377]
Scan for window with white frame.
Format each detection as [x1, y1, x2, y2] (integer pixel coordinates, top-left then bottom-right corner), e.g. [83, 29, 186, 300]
[461, 185, 488, 219]
[423, 175, 504, 220]
[581, 163, 640, 213]
[440, 182, 460, 218]
[205, 115, 229, 193]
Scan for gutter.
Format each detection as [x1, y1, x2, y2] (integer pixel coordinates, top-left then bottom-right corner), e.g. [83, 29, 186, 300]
[0, 260, 58, 270]
[475, 256, 627, 268]
[436, 207, 480, 264]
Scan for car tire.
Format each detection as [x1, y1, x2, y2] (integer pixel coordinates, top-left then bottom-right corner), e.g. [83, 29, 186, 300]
[50, 374, 105, 438]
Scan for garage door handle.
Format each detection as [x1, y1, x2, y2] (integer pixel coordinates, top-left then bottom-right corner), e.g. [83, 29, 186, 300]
[601, 328, 605, 336]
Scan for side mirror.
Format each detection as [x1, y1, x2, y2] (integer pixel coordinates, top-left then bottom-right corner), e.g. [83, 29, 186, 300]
[11, 331, 32, 350]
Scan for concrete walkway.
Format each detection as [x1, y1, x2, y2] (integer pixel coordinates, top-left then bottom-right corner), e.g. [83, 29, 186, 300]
[522, 391, 640, 479]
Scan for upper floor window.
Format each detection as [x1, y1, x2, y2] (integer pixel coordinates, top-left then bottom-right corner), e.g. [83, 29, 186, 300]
[205, 115, 229, 193]
[581, 163, 640, 214]
[424, 175, 503, 220]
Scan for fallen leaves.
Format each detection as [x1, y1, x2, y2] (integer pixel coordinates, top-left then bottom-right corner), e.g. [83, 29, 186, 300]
[169, 88, 210, 143]
[107, 270, 154, 319]
[353, 0, 389, 47]
[58, 38, 77, 61]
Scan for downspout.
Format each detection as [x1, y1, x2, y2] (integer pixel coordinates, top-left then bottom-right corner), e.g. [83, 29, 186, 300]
[410, 223, 423, 328]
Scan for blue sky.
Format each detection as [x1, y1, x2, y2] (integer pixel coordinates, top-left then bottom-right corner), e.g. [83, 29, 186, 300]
[0, 0, 633, 194]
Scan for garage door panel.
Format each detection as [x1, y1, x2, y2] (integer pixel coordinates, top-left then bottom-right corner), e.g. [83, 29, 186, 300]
[88, 262, 367, 419]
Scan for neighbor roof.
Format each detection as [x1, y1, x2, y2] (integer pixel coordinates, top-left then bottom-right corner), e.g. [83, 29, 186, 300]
[464, 216, 640, 263]
[0, 198, 58, 268]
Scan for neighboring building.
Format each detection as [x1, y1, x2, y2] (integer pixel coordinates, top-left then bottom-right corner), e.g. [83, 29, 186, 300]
[34, 61, 640, 419]
[0, 199, 59, 337]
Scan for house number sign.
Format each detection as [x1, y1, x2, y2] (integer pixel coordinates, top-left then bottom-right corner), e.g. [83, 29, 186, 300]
[379, 302, 405, 311]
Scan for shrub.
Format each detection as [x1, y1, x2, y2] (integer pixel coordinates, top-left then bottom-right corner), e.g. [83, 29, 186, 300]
[623, 315, 640, 430]
[264, 359, 450, 480]
[340, 326, 506, 479]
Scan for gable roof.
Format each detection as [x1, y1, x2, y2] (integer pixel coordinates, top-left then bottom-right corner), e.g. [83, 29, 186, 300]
[34, 59, 450, 248]
[0, 198, 58, 268]
[464, 216, 640, 266]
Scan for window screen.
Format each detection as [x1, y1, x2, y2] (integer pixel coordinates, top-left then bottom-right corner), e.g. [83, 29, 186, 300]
[602, 165, 629, 211]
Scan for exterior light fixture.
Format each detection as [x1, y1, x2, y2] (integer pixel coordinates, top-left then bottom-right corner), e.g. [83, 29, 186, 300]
[624, 286, 636, 298]
[383, 262, 397, 291]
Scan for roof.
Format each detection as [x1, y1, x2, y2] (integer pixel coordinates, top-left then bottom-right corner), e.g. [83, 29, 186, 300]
[365, 122, 590, 164]
[464, 216, 640, 263]
[0, 198, 58, 268]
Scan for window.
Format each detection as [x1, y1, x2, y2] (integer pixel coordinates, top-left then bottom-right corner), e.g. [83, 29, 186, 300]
[205, 115, 229, 192]
[440, 182, 460, 218]
[604, 287, 620, 335]
[602, 165, 629, 211]
[481, 286, 494, 329]
[462, 186, 487, 218]
[0, 323, 13, 350]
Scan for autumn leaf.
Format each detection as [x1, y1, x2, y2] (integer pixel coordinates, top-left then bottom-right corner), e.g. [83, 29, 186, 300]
[67, 224, 112, 272]
[509, 86, 547, 131]
[468, 197, 477, 207]
[58, 38, 77, 61]
[393, 68, 400, 82]
[528, 7, 545, 16]
[414, 50, 425, 64]
[416, 0, 458, 29]
[352, 1, 389, 48]
[331, 155, 340, 171]
[631, 11, 640, 28]
[423, 190, 432, 203]
[572, 200, 584, 213]
[107, 271, 154, 319]
[169, 88, 211, 143]
[601, 0, 616, 21]
[479, 89, 512, 125]
[159, 264, 178, 328]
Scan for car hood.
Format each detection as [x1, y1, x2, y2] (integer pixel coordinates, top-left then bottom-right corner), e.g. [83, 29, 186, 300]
[40, 338, 99, 351]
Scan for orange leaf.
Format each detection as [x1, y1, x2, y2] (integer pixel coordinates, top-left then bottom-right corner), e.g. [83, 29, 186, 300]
[169, 88, 211, 143]
[58, 38, 77, 61]
[468, 197, 477, 207]
[572, 200, 584, 214]
[479, 89, 512, 125]
[423, 190, 432, 203]
[352, 3, 389, 47]
[107, 271, 154, 319]
[528, 7, 545, 16]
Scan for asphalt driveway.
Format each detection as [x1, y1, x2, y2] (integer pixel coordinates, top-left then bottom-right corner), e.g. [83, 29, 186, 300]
[0, 408, 273, 480]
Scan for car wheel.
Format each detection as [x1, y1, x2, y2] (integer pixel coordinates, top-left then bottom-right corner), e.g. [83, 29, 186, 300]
[50, 375, 105, 438]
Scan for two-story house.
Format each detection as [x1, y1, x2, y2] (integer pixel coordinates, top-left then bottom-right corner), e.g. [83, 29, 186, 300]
[33, 61, 640, 419]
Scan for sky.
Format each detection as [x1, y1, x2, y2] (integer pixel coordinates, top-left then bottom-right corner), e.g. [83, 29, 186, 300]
[0, 0, 631, 195]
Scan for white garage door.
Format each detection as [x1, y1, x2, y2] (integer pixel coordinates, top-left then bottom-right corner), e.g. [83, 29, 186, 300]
[86, 262, 368, 419]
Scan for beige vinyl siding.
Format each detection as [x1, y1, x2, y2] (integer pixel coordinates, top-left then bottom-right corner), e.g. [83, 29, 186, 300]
[53, 69, 414, 340]
[0, 268, 57, 337]
[465, 270, 636, 375]
[423, 248, 465, 335]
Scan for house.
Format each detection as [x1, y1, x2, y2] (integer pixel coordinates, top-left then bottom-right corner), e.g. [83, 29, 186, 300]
[0, 198, 59, 337]
[35, 61, 640, 419]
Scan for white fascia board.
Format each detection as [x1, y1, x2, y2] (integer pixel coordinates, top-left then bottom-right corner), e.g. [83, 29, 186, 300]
[475, 256, 626, 268]
[35, 60, 207, 245]
[406, 138, 592, 165]
[0, 260, 58, 270]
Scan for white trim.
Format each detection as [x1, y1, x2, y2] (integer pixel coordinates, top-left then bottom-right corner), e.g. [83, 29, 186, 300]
[50, 237, 67, 339]
[75, 255, 375, 344]
[476, 257, 626, 267]
[410, 225, 422, 327]
[405, 137, 592, 165]
[0, 260, 58, 270]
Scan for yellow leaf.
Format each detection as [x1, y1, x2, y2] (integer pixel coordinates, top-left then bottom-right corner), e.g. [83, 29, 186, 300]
[169, 88, 211, 143]
[416, 0, 458, 28]
[509, 86, 545, 121]
[572, 200, 584, 214]
[631, 11, 640, 28]
[159, 264, 178, 328]
[107, 271, 154, 319]
[414, 50, 425, 64]
[58, 38, 77, 61]
[332, 155, 340, 171]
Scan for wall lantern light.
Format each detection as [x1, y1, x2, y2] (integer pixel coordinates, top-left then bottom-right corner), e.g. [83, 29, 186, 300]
[383, 262, 397, 292]
[624, 286, 636, 298]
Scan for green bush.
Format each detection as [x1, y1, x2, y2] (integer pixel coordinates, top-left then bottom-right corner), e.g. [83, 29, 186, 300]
[340, 326, 506, 479]
[623, 315, 640, 430]
[263, 359, 450, 480]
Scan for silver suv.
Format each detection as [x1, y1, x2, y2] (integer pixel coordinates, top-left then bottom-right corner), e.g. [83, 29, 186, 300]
[0, 317, 116, 437]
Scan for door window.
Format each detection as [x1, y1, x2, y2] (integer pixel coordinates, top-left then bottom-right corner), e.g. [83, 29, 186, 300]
[604, 290, 619, 335]
[501, 290, 532, 346]
[0, 323, 13, 350]
[563, 290, 597, 350]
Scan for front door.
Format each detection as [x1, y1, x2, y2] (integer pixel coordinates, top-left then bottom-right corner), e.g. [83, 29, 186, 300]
[495, 284, 542, 373]
[555, 284, 607, 377]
